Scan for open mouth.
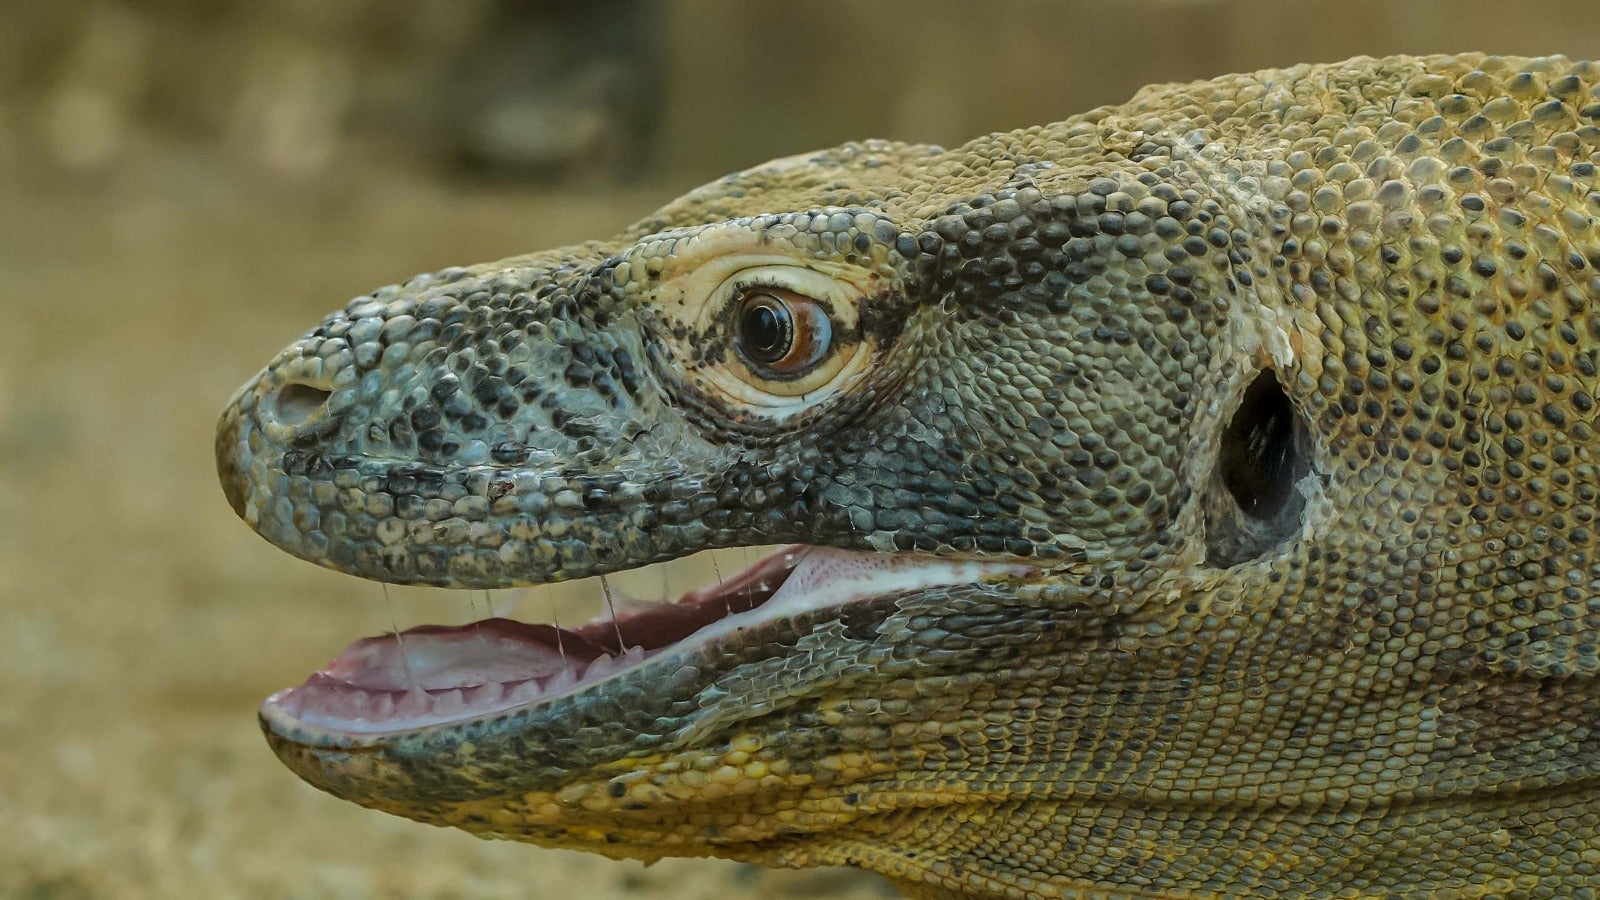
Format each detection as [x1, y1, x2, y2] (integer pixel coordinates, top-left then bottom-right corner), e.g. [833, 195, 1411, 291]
[261, 545, 1027, 739]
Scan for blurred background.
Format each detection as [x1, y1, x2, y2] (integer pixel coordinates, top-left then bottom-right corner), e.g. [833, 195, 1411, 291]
[1, 1, 1596, 897]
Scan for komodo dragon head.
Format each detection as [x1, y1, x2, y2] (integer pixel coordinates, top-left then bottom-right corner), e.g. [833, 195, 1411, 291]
[218, 54, 1600, 897]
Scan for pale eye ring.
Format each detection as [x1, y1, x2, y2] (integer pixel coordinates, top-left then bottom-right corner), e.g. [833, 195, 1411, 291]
[733, 288, 832, 376]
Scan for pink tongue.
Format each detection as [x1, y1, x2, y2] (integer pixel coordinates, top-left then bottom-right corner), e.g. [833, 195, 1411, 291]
[323, 618, 597, 691]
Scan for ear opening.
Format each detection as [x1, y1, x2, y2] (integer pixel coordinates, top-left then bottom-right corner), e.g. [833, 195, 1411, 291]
[1204, 368, 1312, 567]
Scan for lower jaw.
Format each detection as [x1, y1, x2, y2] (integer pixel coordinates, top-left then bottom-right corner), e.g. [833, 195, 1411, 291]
[260, 545, 1030, 746]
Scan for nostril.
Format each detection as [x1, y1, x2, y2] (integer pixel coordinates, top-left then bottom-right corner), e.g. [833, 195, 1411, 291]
[270, 382, 333, 427]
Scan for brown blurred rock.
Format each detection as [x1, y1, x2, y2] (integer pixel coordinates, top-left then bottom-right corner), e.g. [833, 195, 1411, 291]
[446, 0, 665, 182]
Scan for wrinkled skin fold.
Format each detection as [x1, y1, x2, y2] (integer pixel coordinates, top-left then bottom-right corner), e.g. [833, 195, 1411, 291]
[218, 54, 1600, 897]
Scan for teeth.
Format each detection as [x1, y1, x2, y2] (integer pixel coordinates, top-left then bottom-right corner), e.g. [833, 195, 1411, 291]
[395, 690, 429, 719]
[373, 692, 395, 718]
[543, 665, 578, 696]
[584, 654, 619, 681]
[508, 679, 544, 705]
[432, 688, 465, 716]
[467, 681, 504, 706]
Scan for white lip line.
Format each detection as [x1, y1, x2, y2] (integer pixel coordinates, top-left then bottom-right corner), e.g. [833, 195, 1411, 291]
[261, 547, 1030, 740]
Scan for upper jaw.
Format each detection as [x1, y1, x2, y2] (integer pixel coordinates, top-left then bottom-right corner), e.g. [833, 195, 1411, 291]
[214, 303, 732, 588]
[221, 434, 717, 587]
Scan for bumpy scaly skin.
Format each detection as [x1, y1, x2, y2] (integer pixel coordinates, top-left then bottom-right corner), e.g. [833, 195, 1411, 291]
[218, 55, 1600, 897]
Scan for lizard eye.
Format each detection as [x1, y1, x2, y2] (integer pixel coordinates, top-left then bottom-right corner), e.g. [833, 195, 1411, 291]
[734, 288, 832, 376]
[713, 268, 862, 402]
[652, 258, 879, 415]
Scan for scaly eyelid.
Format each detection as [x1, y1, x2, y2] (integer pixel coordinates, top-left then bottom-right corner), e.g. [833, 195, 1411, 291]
[706, 264, 863, 332]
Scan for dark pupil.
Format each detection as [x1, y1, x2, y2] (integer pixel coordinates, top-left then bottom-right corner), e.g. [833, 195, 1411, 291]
[739, 298, 791, 362]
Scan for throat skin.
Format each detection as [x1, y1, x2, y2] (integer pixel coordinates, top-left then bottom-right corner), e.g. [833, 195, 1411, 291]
[219, 53, 1600, 898]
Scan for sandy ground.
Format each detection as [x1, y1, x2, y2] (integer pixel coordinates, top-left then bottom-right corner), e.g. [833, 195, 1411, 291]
[0, 157, 889, 899]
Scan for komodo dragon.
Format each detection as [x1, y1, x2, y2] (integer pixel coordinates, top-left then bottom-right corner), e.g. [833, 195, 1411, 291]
[216, 54, 1600, 897]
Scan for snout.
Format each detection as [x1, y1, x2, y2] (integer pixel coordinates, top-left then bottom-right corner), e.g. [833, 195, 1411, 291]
[215, 394, 251, 520]
[215, 350, 339, 516]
